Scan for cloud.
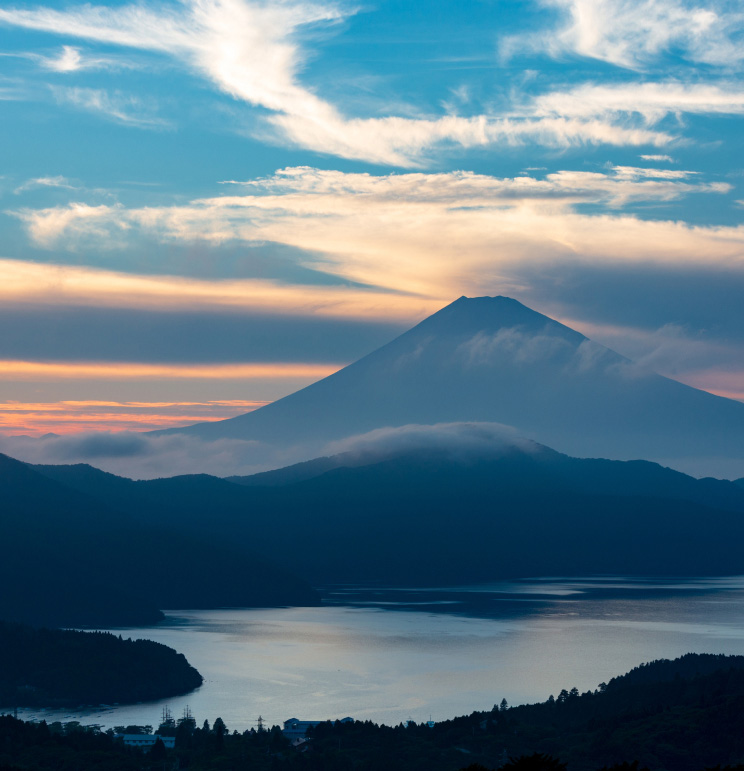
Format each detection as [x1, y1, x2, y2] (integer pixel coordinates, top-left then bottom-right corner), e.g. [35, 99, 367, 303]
[38, 44, 84, 72]
[14, 175, 76, 194]
[13, 164, 731, 251]
[52, 86, 168, 127]
[0, 360, 339, 381]
[458, 328, 575, 367]
[2, 43, 142, 72]
[32, 45, 137, 72]
[0, 257, 437, 319]
[522, 0, 744, 70]
[0, 430, 281, 478]
[0, 420, 425, 478]
[640, 153, 675, 162]
[10, 165, 740, 299]
[323, 421, 540, 461]
[679, 368, 744, 402]
[532, 81, 744, 124]
[224, 164, 720, 202]
[0, 0, 692, 164]
[0, 399, 267, 434]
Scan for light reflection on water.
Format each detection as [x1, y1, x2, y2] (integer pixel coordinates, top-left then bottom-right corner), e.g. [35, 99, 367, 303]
[13, 576, 744, 732]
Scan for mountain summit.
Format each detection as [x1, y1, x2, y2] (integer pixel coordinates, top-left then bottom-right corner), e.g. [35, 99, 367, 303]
[166, 296, 744, 477]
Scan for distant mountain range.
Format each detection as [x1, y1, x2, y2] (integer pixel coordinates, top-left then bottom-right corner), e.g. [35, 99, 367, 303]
[158, 296, 744, 479]
[22, 439, 744, 589]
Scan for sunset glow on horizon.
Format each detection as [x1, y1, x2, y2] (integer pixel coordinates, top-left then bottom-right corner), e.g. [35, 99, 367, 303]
[0, 399, 269, 435]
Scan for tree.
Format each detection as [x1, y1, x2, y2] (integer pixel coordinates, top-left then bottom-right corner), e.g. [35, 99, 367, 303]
[213, 717, 227, 737]
[149, 736, 167, 761]
[502, 753, 567, 771]
[499, 698, 509, 712]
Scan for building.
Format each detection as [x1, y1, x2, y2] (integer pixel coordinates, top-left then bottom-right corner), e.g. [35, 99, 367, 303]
[282, 717, 353, 740]
[282, 719, 322, 740]
[115, 734, 176, 750]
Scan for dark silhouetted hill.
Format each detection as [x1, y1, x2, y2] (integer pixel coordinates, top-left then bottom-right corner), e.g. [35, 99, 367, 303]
[0, 621, 202, 707]
[28, 442, 744, 586]
[307, 653, 744, 771]
[0, 453, 319, 628]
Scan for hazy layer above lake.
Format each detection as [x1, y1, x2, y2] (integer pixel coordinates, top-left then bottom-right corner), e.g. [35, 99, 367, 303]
[16, 577, 744, 732]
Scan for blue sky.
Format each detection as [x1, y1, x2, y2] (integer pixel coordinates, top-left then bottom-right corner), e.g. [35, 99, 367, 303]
[0, 0, 743, 437]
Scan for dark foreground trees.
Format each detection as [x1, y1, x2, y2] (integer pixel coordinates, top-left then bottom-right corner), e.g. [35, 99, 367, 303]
[4, 654, 744, 770]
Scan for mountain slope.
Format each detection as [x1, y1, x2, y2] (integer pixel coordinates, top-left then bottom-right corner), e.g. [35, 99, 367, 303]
[235, 453, 744, 583]
[0, 453, 319, 627]
[160, 296, 744, 477]
[31, 442, 744, 585]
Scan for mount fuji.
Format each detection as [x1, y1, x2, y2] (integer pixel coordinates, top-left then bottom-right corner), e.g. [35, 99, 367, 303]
[165, 296, 744, 477]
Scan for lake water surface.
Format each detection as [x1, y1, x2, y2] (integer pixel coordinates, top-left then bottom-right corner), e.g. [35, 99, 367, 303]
[15, 577, 744, 732]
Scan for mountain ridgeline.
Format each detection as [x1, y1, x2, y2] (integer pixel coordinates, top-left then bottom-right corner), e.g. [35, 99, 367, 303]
[157, 296, 744, 479]
[23, 438, 744, 587]
[0, 452, 319, 628]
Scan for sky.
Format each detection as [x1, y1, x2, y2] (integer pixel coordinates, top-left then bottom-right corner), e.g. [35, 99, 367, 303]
[0, 0, 743, 443]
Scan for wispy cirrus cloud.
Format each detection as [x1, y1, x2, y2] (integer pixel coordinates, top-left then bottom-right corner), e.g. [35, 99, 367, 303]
[1, 44, 141, 76]
[52, 86, 168, 127]
[14, 175, 77, 194]
[517, 0, 744, 70]
[30, 44, 138, 72]
[0, 0, 699, 164]
[532, 81, 744, 123]
[640, 154, 675, 162]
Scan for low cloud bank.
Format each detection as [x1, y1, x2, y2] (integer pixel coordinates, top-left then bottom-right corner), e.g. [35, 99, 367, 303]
[0, 431, 274, 479]
[0, 421, 536, 480]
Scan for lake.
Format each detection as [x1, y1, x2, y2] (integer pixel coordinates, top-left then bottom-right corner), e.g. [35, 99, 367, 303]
[14, 577, 744, 732]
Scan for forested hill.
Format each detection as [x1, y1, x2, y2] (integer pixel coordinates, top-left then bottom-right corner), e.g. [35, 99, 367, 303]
[381, 652, 744, 771]
[2, 654, 744, 770]
[0, 452, 320, 628]
[0, 621, 203, 707]
[29, 446, 744, 586]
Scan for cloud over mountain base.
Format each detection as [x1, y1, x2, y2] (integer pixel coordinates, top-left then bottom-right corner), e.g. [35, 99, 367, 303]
[0, 422, 538, 480]
[2, 420, 743, 481]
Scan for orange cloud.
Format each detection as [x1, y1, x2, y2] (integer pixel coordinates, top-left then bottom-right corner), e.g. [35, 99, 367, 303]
[673, 370, 744, 404]
[0, 360, 341, 380]
[0, 399, 269, 435]
[0, 258, 438, 321]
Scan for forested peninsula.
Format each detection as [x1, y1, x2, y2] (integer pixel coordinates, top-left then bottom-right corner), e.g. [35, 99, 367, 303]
[0, 622, 203, 708]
